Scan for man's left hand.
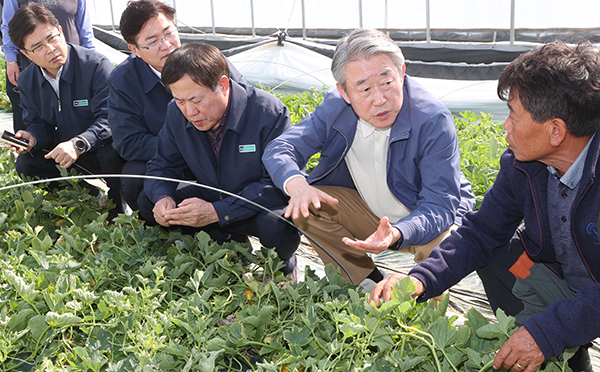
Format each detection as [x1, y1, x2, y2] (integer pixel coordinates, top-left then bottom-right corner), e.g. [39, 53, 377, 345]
[343, 216, 401, 255]
[164, 197, 219, 227]
[493, 326, 545, 372]
[44, 140, 80, 169]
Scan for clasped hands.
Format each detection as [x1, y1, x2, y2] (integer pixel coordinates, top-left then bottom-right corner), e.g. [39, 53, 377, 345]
[153, 196, 219, 228]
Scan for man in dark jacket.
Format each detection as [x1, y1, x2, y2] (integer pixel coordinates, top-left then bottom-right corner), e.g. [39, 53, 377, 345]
[371, 40, 600, 372]
[108, 0, 244, 211]
[137, 43, 299, 276]
[7, 3, 125, 216]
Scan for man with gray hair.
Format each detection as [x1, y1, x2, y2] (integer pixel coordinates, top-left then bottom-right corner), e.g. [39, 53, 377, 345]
[263, 28, 475, 287]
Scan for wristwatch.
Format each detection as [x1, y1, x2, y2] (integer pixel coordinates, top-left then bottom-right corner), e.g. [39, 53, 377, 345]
[71, 136, 88, 153]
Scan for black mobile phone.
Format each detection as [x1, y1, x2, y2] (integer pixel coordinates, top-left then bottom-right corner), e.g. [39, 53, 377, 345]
[1, 130, 29, 150]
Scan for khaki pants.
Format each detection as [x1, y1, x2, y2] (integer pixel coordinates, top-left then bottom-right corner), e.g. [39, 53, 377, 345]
[293, 185, 455, 284]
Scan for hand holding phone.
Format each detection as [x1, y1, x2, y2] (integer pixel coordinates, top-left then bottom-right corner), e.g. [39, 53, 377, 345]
[1, 130, 30, 150]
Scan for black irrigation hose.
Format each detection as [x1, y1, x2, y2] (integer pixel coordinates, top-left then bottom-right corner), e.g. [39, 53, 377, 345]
[0, 173, 357, 284]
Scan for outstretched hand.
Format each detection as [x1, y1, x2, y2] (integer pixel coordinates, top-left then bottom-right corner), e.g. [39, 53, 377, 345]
[284, 176, 338, 219]
[343, 216, 401, 254]
[369, 273, 425, 307]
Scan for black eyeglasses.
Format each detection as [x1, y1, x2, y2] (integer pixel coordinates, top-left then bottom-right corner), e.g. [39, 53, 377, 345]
[136, 29, 179, 50]
[22, 32, 62, 56]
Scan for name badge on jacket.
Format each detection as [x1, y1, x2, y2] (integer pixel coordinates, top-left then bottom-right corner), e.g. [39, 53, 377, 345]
[239, 144, 256, 153]
[73, 99, 89, 107]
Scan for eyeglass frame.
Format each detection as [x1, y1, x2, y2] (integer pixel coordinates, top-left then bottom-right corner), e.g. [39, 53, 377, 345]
[136, 28, 179, 50]
[21, 30, 63, 56]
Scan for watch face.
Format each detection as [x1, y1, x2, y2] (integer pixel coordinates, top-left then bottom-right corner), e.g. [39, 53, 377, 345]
[75, 139, 86, 151]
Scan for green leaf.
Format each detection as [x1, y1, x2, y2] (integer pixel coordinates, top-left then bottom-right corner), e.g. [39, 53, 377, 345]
[284, 326, 312, 346]
[45, 311, 82, 327]
[7, 308, 35, 330]
[28, 314, 48, 340]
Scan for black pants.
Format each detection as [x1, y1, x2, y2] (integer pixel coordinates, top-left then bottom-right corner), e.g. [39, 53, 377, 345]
[6, 72, 25, 133]
[120, 160, 147, 211]
[15, 142, 127, 215]
[137, 185, 300, 274]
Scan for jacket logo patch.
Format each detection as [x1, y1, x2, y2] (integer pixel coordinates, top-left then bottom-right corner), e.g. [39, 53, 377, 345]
[239, 144, 256, 153]
[586, 223, 599, 244]
[73, 99, 89, 107]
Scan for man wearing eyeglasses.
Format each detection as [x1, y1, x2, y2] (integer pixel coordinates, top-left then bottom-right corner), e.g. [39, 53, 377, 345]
[108, 0, 244, 211]
[7, 3, 126, 217]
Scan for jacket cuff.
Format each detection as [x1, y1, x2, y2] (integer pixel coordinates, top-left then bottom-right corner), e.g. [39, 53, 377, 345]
[212, 200, 231, 226]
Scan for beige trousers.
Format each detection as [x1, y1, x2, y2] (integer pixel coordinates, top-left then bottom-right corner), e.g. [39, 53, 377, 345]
[293, 185, 455, 284]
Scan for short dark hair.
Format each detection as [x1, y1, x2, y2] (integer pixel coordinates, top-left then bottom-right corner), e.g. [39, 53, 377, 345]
[120, 0, 176, 45]
[8, 3, 60, 50]
[498, 40, 600, 137]
[162, 43, 230, 91]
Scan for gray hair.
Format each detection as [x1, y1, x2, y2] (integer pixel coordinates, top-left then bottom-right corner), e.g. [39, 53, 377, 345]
[331, 29, 405, 90]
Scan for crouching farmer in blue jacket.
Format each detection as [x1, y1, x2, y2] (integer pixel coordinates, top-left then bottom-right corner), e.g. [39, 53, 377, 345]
[371, 40, 600, 372]
[137, 43, 300, 277]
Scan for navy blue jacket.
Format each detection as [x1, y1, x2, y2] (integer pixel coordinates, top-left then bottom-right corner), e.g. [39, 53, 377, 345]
[410, 132, 600, 359]
[108, 54, 247, 162]
[263, 77, 475, 249]
[19, 44, 113, 150]
[143, 79, 291, 225]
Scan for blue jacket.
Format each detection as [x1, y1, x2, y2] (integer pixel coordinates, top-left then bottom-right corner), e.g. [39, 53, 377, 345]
[19, 44, 113, 151]
[263, 76, 475, 249]
[410, 132, 600, 359]
[143, 79, 292, 225]
[108, 54, 247, 162]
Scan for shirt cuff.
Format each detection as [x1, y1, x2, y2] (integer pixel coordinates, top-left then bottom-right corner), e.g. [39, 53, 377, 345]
[282, 174, 306, 196]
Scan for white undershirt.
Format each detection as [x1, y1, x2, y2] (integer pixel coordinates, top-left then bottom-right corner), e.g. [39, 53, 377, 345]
[345, 118, 411, 223]
[40, 65, 64, 96]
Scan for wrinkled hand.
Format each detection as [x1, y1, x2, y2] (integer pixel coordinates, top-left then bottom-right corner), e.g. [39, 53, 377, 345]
[493, 326, 545, 372]
[343, 216, 401, 255]
[163, 197, 219, 227]
[6, 62, 19, 86]
[369, 273, 425, 307]
[10, 130, 35, 154]
[153, 197, 176, 227]
[44, 140, 80, 168]
[284, 177, 338, 219]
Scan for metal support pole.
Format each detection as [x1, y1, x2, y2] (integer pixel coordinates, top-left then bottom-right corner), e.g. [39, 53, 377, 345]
[250, 0, 256, 37]
[426, 0, 431, 43]
[358, 0, 363, 28]
[385, 0, 388, 32]
[109, 0, 115, 32]
[210, 0, 216, 36]
[301, 0, 306, 40]
[172, 0, 177, 27]
[510, 0, 515, 46]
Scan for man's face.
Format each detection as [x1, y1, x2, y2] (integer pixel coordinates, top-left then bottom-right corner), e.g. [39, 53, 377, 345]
[337, 53, 405, 129]
[170, 74, 229, 132]
[504, 91, 554, 163]
[128, 13, 181, 72]
[21, 23, 68, 78]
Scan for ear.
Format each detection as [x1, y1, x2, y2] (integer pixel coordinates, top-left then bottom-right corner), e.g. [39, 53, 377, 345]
[336, 83, 351, 104]
[128, 43, 142, 58]
[218, 75, 230, 95]
[400, 64, 406, 83]
[548, 117, 568, 147]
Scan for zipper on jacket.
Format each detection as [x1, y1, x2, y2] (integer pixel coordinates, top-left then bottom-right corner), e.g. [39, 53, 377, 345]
[58, 98, 61, 112]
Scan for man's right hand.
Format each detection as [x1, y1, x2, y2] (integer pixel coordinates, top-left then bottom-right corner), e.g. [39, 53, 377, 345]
[6, 62, 20, 87]
[284, 176, 339, 220]
[369, 273, 425, 307]
[13, 131, 35, 154]
[153, 197, 176, 227]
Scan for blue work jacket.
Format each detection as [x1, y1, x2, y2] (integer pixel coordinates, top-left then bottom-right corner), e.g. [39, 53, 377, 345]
[19, 44, 113, 151]
[410, 132, 600, 360]
[144, 79, 291, 225]
[263, 76, 475, 249]
[108, 54, 247, 162]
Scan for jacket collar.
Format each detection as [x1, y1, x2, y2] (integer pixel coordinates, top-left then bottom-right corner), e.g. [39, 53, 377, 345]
[514, 131, 600, 180]
[134, 55, 165, 95]
[221, 79, 247, 135]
